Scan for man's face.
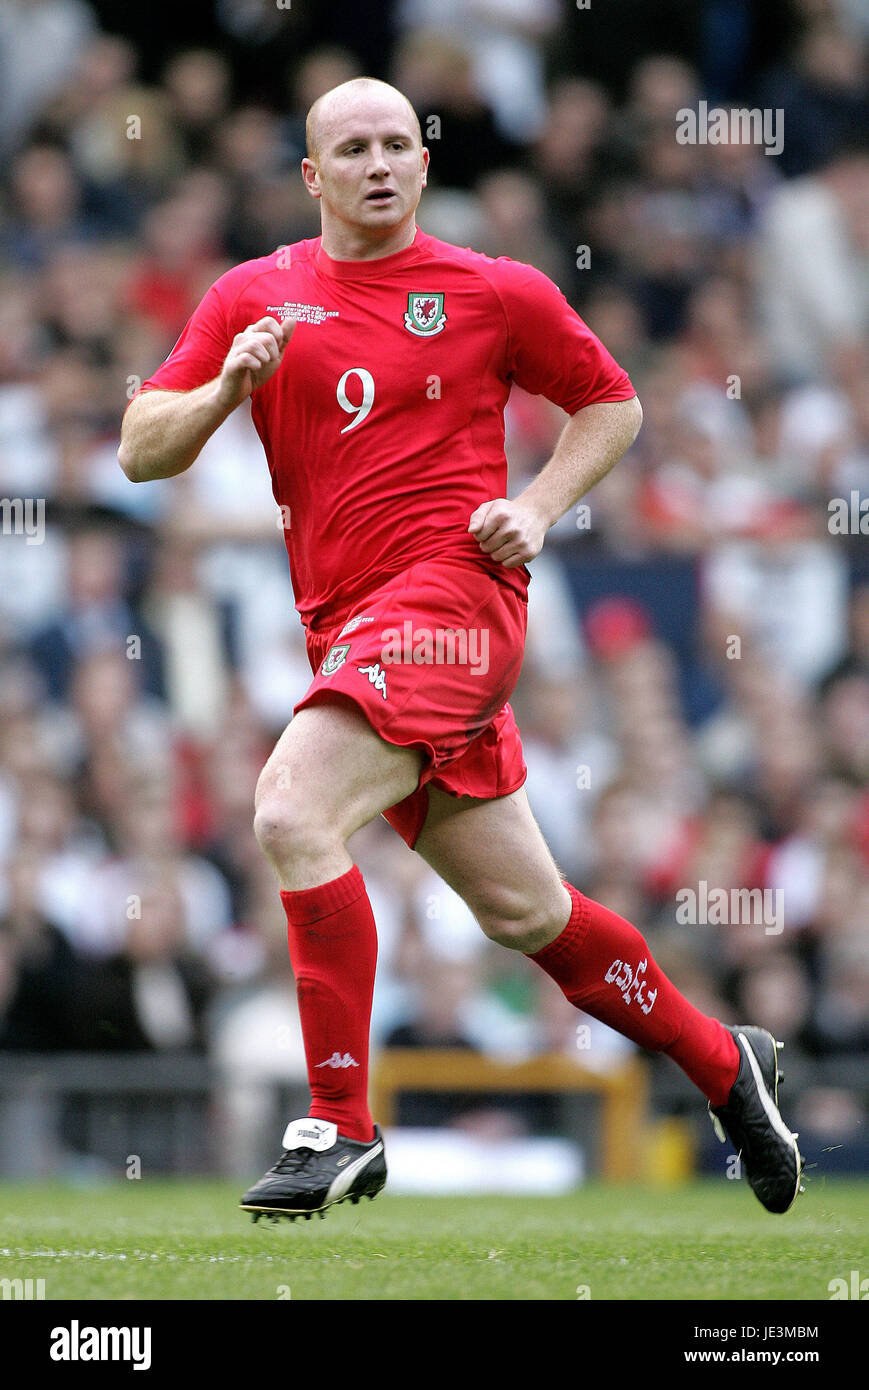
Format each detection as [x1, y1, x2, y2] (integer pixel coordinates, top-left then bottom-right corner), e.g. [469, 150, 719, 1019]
[303, 92, 428, 235]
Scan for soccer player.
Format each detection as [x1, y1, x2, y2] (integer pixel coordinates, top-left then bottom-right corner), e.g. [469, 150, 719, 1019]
[119, 78, 802, 1219]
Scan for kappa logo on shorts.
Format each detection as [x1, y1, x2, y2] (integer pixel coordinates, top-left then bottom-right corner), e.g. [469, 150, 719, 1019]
[358, 662, 388, 700]
[321, 643, 350, 676]
[404, 292, 446, 336]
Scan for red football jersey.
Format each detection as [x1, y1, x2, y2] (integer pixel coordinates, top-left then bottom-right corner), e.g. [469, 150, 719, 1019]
[139, 227, 635, 631]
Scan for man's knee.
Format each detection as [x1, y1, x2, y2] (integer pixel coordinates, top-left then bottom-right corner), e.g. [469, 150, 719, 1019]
[473, 882, 572, 953]
[253, 783, 340, 864]
[253, 699, 422, 865]
[253, 738, 349, 864]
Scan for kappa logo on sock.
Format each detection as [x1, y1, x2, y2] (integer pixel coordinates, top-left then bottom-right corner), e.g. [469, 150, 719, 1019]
[605, 957, 657, 1014]
[315, 1051, 360, 1069]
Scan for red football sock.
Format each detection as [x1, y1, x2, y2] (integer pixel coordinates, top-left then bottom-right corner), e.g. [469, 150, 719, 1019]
[529, 882, 740, 1105]
[280, 864, 376, 1142]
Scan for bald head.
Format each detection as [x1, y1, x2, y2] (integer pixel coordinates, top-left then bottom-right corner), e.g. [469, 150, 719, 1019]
[305, 77, 422, 163]
[300, 77, 428, 255]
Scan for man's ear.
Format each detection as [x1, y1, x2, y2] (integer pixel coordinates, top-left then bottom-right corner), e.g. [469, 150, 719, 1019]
[420, 146, 430, 188]
[301, 157, 321, 200]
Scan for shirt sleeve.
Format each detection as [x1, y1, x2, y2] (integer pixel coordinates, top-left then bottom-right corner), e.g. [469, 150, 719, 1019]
[138, 277, 234, 394]
[493, 259, 636, 413]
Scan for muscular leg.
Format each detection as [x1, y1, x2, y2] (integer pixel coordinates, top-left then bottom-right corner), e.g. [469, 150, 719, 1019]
[252, 695, 423, 1140]
[254, 696, 423, 888]
[414, 784, 572, 953]
[414, 784, 740, 1106]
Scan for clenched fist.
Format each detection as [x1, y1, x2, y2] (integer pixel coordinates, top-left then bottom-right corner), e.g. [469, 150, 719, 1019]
[217, 316, 296, 410]
[467, 497, 548, 568]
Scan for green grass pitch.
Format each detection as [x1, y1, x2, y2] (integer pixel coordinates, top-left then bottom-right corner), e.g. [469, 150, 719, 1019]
[1, 1180, 866, 1301]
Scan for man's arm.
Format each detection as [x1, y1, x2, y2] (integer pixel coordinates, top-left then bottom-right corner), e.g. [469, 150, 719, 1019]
[468, 394, 643, 568]
[118, 315, 294, 483]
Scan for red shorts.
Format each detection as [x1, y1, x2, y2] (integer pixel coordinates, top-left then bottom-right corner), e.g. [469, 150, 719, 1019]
[293, 556, 529, 848]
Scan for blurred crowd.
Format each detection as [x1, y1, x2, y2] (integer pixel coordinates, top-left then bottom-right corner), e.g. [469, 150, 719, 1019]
[0, 0, 867, 1169]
